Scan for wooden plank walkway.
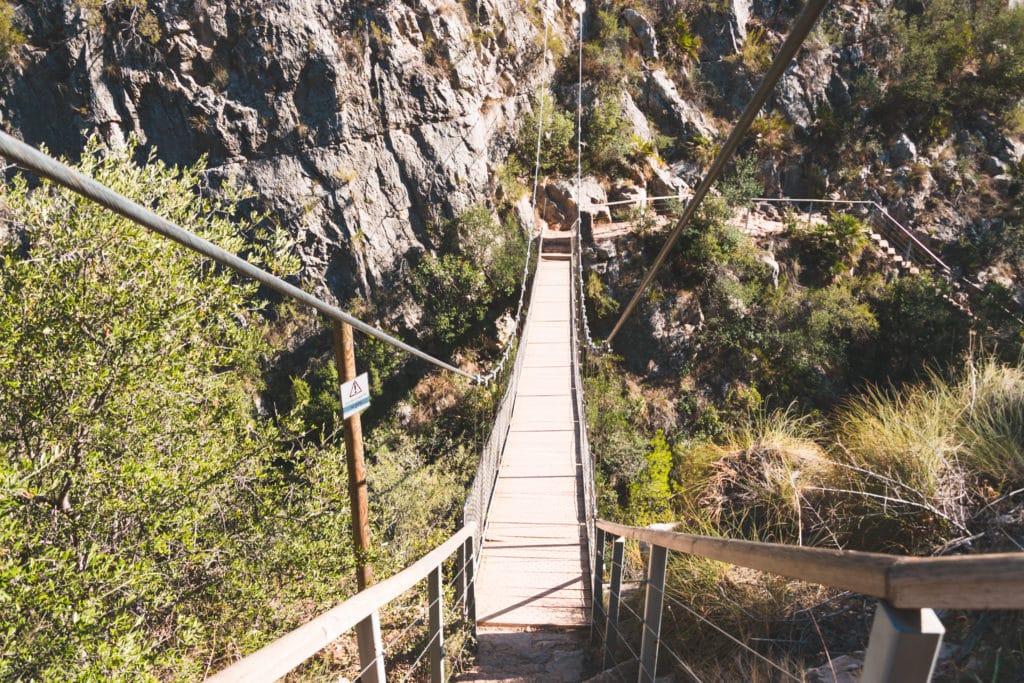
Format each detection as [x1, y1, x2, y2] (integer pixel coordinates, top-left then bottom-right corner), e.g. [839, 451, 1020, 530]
[474, 253, 590, 628]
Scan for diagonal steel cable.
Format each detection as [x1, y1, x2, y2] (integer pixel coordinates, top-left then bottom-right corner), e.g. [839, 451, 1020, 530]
[654, 583, 802, 682]
[604, 0, 829, 346]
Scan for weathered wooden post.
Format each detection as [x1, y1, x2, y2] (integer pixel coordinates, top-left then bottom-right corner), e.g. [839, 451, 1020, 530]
[334, 321, 384, 683]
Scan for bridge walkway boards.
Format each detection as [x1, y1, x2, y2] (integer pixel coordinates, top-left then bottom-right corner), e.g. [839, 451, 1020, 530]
[459, 251, 591, 680]
[475, 252, 588, 627]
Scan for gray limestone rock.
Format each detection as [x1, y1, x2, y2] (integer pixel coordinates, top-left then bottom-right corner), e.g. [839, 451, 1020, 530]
[622, 8, 659, 61]
[643, 69, 716, 142]
[0, 0, 551, 319]
[620, 91, 653, 143]
[545, 177, 611, 226]
[891, 133, 918, 165]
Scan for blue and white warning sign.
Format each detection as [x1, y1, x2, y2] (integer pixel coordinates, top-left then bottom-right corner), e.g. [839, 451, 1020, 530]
[341, 372, 371, 419]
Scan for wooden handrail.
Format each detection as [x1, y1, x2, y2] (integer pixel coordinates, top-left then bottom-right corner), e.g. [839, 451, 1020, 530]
[596, 520, 1024, 610]
[206, 524, 476, 682]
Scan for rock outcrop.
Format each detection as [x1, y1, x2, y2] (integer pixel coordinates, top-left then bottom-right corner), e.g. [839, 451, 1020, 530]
[1, 0, 565, 324]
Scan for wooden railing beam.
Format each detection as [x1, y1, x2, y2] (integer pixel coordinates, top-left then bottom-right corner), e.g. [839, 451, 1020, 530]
[596, 520, 1024, 610]
[207, 525, 475, 683]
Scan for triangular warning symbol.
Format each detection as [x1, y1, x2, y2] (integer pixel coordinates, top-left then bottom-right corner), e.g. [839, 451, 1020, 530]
[348, 380, 362, 397]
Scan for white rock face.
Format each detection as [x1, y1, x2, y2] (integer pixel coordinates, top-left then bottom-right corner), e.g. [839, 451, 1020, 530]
[1, 0, 564, 319]
[622, 9, 659, 61]
[644, 70, 716, 141]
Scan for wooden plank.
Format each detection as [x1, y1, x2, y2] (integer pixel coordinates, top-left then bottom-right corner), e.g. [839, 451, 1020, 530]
[888, 554, 1024, 609]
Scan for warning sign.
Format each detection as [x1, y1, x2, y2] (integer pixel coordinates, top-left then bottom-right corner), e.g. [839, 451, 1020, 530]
[341, 372, 371, 419]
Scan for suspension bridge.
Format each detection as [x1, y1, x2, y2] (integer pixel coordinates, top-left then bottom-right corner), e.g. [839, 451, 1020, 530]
[2, 0, 1023, 680]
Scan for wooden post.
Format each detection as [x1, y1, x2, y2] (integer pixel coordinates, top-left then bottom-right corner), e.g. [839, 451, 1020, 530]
[333, 320, 384, 683]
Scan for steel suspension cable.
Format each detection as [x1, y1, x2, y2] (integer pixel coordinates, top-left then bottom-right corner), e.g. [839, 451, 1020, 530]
[572, 2, 600, 351]
[476, 6, 552, 385]
[604, 0, 829, 347]
[0, 131, 480, 381]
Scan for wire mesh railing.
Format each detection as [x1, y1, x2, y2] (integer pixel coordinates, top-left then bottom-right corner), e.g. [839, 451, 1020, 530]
[592, 520, 1024, 683]
[569, 221, 598, 597]
[207, 525, 477, 682]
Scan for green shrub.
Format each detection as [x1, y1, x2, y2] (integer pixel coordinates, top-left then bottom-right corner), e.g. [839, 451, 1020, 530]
[0, 138, 368, 679]
[741, 25, 772, 73]
[581, 9, 630, 84]
[585, 272, 619, 319]
[585, 90, 633, 174]
[0, 1, 23, 60]
[627, 430, 674, 525]
[584, 354, 648, 514]
[667, 14, 701, 64]
[855, 272, 970, 384]
[412, 254, 492, 346]
[788, 212, 868, 283]
[718, 155, 763, 208]
[886, 0, 1024, 125]
[448, 205, 525, 301]
[516, 92, 575, 176]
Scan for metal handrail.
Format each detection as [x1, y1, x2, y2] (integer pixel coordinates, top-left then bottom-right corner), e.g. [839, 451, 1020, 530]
[0, 131, 479, 382]
[747, 196, 952, 273]
[596, 520, 1024, 610]
[207, 524, 476, 682]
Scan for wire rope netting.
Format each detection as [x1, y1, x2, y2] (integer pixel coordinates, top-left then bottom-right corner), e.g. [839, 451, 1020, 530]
[591, 535, 905, 683]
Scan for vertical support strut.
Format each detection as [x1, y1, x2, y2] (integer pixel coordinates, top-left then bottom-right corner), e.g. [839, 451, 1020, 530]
[603, 536, 625, 670]
[428, 565, 445, 683]
[465, 535, 477, 638]
[591, 527, 606, 644]
[639, 545, 668, 683]
[862, 602, 944, 683]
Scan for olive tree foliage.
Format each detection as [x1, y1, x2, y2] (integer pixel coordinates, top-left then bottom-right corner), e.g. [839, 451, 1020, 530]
[0, 138, 360, 679]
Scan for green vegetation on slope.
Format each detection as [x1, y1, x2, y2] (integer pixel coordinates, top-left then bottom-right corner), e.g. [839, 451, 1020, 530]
[0, 138, 483, 680]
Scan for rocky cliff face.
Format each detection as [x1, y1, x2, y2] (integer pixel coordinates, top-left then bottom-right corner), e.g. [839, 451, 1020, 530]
[1, 0, 565, 323]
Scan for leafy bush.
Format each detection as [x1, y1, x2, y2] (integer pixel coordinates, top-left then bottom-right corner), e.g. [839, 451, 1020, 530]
[0, 138, 372, 679]
[586, 271, 619, 319]
[584, 90, 633, 174]
[787, 212, 868, 283]
[886, 0, 1024, 125]
[666, 13, 701, 64]
[741, 25, 772, 73]
[581, 9, 631, 84]
[515, 92, 575, 176]
[412, 254, 492, 346]
[627, 430, 675, 525]
[0, 1, 23, 60]
[718, 155, 763, 208]
[448, 205, 526, 301]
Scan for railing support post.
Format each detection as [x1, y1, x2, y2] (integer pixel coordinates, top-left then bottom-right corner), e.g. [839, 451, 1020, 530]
[591, 527, 606, 644]
[638, 545, 668, 683]
[356, 614, 384, 683]
[464, 536, 477, 638]
[603, 536, 625, 670]
[428, 566, 445, 683]
[455, 542, 466, 609]
[862, 602, 944, 683]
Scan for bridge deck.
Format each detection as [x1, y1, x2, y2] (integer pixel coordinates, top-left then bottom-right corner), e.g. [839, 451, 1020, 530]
[475, 254, 590, 628]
